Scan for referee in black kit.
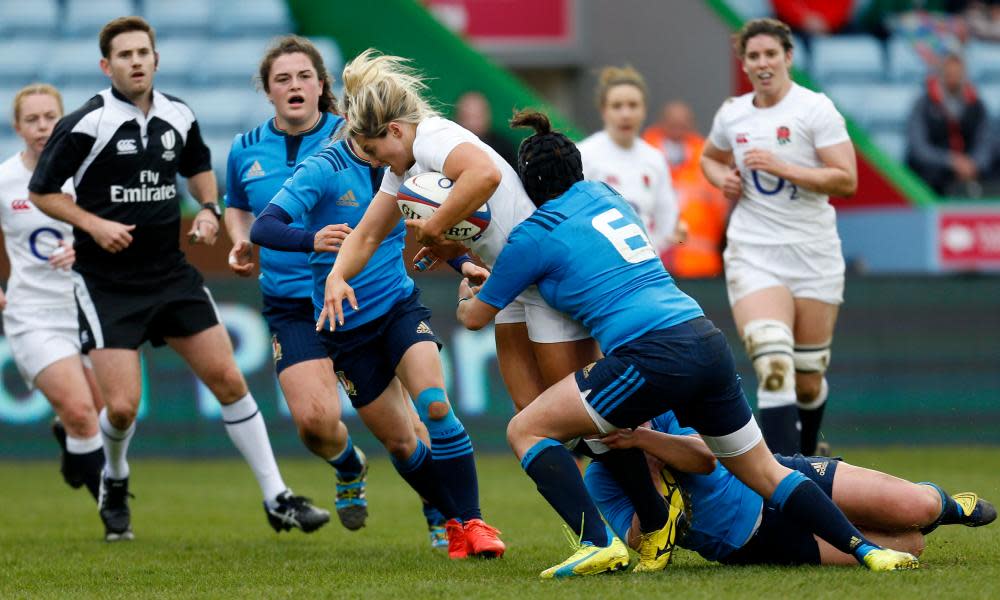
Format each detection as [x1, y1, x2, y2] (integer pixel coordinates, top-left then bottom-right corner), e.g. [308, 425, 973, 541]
[29, 16, 328, 541]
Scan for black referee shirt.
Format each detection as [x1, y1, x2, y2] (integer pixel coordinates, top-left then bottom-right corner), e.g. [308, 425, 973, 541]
[29, 87, 212, 281]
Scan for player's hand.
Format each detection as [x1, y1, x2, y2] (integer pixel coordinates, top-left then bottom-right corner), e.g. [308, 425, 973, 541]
[599, 428, 642, 450]
[458, 277, 480, 301]
[314, 223, 352, 253]
[47, 240, 75, 270]
[227, 240, 255, 277]
[188, 212, 219, 245]
[0, 287, 6, 311]
[89, 218, 135, 253]
[317, 272, 358, 332]
[743, 149, 785, 179]
[722, 168, 742, 202]
[461, 262, 490, 286]
[412, 246, 441, 272]
[405, 218, 446, 246]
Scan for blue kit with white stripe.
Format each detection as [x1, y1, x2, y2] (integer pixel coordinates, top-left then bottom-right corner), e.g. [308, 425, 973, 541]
[584, 410, 840, 565]
[225, 113, 339, 372]
[477, 180, 752, 438]
[269, 139, 438, 407]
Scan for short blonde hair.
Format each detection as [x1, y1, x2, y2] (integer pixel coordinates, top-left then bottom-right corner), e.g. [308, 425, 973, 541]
[12, 83, 63, 124]
[341, 48, 437, 138]
[595, 65, 648, 109]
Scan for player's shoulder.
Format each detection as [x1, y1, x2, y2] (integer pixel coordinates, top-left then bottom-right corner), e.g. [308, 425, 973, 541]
[788, 84, 838, 113]
[577, 130, 605, 151]
[231, 120, 271, 154]
[155, 90, 197, 122]
[0, 153, 21, 178]
[56, 92, 106, 135]
[635, 137, 667, 163]
[303, 140, 354, 175]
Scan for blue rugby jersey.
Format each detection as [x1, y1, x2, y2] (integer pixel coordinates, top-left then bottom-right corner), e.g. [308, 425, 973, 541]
[477, 180, 703, 353]
[224, 113, 340, 298]
[269, 139, 413, 330]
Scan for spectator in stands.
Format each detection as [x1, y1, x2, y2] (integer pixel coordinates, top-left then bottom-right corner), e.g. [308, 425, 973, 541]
[643, 101, 730, 278]
[906, 52, 992, 196]
[964, 1, 1000, 41]
[454, 91, 517, 167]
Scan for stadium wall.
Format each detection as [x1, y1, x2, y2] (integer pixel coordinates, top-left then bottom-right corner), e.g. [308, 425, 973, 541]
[2, 277, 997, 458]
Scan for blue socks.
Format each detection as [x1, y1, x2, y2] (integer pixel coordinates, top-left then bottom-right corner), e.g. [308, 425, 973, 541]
[328, 435, 364, 479]
[391, 440, 460, 520]
[414, 388, 481, 521]
[758, 394, 801, 456]
[768, 470, 878, 563]
[919, 482, 961, 533]
[522, 439, 609, 547]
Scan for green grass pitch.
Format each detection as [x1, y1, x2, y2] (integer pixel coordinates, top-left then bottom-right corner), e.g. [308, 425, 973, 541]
[2, 447, 998, 599]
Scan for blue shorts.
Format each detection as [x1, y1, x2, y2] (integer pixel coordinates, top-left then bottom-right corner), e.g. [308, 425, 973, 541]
[318, 290, 440, 409]
[720, 454, 841, 566]
[575, 317, 753, 438]
[261, 295, 329, 375]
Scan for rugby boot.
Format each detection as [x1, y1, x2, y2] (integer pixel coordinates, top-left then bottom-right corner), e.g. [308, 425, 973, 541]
[334, 448, 368, 531]
[265, 490, 331, 533]
[861, 548, 920, 571]
[445, 518, 469, 559]
[98, 474, 134, 542]
[539, 526, 629, 579]
[953, 492, 997, 528]
[634, 497, 686, 573]
[464, 518, 506, 558]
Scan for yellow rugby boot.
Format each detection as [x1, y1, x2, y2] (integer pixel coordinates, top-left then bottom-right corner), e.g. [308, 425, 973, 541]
[539, 526, 630, 579]
[862, 548, 920, 571]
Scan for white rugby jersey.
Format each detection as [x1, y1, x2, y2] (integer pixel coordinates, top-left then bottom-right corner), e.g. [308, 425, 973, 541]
[707, 83, 850, 245]
[0, 153, 75, 315]
[379, 117, 535, 266]
[578, 130, 678, 252]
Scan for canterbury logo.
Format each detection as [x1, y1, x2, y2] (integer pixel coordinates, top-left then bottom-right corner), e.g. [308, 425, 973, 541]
[116, 139, 138, 154]
[416, 321, 432, 335]
[337, 190, 358, 206]
[811, 461, 828, 476]
[10, 199, 30, 211]
[247, 160, 265, 179]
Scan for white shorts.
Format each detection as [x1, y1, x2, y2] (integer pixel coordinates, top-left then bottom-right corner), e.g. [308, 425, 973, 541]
[3, 306, 83, 389]
[494, 286, 590, 343]
[724, 238, 845, 306]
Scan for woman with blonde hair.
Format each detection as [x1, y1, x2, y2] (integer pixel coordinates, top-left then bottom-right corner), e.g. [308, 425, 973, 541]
[0, 84, 104, 501]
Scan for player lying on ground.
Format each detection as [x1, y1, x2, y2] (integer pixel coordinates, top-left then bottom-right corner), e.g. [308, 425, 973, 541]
[453, 109, 920, 578]
[585, 410, 997, 566]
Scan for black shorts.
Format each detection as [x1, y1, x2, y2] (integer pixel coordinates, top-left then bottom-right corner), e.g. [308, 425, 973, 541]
[73, 263, 220, 351]
[720, 454, 841, 566]
[318, 290, 440, 409]
[575, 317, 753, 438]
[261, 295, 329, 375]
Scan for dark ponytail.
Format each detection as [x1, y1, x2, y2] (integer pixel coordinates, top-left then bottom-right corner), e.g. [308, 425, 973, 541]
[510, 109, 583, 206]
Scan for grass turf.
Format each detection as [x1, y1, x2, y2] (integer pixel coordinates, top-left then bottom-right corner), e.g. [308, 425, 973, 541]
[2, 447, 998, 599]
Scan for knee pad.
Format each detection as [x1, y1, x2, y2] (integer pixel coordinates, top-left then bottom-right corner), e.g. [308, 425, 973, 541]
[414, 388, 463, 439]
[794, 342, 832, 375]
[743, 319, 795, 393]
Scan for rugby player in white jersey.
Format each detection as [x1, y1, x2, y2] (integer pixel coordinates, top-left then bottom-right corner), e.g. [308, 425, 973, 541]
[578, 66, 680, 255]
[0, 84, 105, 501]
[701, 18, 857, 456]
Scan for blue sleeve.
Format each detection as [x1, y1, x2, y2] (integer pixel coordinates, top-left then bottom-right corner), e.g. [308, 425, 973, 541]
[250, 204, 314, 252]
[270, 159, 325, 222]
[223, 138, 250, 211]
[651, 411, 697, 436]
[476, 227, 547, 310]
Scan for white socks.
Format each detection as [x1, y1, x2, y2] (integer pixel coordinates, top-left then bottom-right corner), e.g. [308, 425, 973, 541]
[220, 393, 287, 505]
[99, 408, 134, 479]
[66, 432, 103, 454]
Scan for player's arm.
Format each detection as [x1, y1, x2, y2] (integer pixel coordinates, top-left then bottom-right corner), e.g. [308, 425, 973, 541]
[457, 229, 543, 330]
[601, 427, 716, 474]
[318, 190, 404, 330]
[700, 142, 742, 202]
[409, 142, 501, 246]
[31, 192, 136, 254]
[455, 277, 499, 330]
[743, 140, 857, 197]
[224, 206, 255, 276]
[186, 170, 222, 245]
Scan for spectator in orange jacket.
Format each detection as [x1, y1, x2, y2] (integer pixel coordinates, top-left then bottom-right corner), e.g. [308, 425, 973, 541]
[643, 101, 730, 278]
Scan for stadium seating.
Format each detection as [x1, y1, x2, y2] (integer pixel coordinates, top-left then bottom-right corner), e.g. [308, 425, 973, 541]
[64, 0, 136, 37]
[809, 35, 885, 85]
[0, 0, 60, 38]
[887, 36, 930, 83]
[965, 41, 1000, 84]
[44, 40, 107, 87]
[872, 130, 907, 163]
[144, 0, 213, 38]
[211, 0, 292, 37]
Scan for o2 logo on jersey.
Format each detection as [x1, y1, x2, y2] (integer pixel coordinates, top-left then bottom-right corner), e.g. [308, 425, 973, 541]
[29, 226, 64, 261]
[592, 208, 656, 264]
[752, 170, 799, 200]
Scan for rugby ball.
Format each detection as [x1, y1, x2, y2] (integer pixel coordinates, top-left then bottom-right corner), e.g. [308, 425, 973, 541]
[397, 171, 491, 241]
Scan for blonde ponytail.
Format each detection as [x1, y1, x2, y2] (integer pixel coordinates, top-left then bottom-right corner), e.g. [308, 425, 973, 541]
[341, 48, 437, 138]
